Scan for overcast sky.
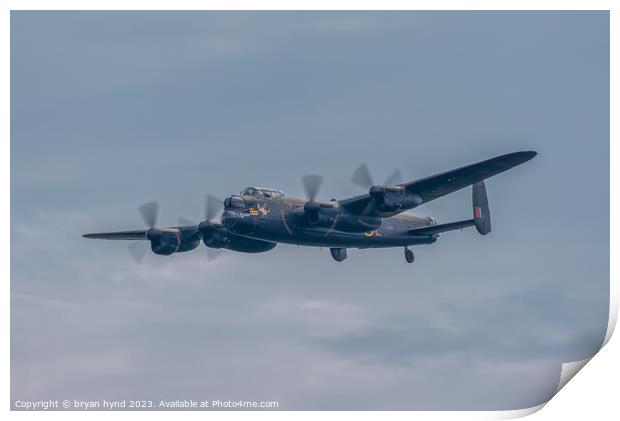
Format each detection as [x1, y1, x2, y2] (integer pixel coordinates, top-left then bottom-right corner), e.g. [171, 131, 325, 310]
[11, 11, 609, 410]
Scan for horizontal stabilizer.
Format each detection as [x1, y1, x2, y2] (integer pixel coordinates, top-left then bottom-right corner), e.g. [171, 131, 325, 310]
[83, 230, 147, 240]
[409, 219, 475, 235]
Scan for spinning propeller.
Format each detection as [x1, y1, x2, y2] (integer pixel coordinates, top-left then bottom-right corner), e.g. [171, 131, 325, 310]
[301, 174, 323, 224]
[351, 164, 404, 208]
[127, 201, 161, 264]
[198, 194, 225, 261]
[351, 164, 403, 189]
[198, 194, 221, 235]
[126, 196, 226, 264]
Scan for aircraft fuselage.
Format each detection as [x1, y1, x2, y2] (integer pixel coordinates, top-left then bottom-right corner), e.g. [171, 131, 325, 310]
[219, 194, 438, 249]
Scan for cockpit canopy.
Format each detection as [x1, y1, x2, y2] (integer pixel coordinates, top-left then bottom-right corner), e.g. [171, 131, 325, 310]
[240, 187, 285, 199]
[225, 195, 246, 209]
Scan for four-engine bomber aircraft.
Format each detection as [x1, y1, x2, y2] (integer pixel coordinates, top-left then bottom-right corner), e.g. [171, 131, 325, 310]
[83, 151, 537, 264]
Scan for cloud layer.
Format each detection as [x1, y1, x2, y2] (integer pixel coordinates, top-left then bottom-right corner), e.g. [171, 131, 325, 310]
[11, 11, 609, 410]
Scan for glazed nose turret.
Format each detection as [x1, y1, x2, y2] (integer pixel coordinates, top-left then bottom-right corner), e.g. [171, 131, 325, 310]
[222, 210, 256, 234]
[221, 210, 238, 228]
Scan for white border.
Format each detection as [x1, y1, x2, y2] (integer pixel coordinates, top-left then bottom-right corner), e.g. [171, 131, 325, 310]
[4, 1, 616, 420]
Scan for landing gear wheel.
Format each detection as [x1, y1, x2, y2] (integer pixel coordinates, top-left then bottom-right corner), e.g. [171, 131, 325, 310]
[404, 247, 414, 264]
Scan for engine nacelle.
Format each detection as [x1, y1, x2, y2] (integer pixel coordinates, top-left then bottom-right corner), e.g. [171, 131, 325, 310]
[370, 186, 423, 213]
[382, 191, 422, 211]
[204, 225, 276, 253]
[226, 235, 277, 253]
[147, 227, 201, 255]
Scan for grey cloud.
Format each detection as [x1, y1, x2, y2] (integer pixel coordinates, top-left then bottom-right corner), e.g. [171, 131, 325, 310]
[11, 11, 609, 410]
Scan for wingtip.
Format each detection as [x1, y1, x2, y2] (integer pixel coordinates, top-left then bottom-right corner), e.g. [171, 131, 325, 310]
[83, 233, 102, 239]
[511, 150, 537, 163]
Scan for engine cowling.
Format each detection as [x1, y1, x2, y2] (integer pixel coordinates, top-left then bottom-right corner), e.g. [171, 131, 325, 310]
[369, 186, 422, 212]
[383, 191, 423, 211]
[225, 235, 277, 253]
[303, 201, 321, 225]
[147, 227, 201, 255]
[202, 223, 276, 253]
[297, 203, 335, 228]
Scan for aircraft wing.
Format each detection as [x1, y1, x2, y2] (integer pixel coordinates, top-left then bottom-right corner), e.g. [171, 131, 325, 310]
[339, 151, 536, 216]
[83, 230, 147, 240]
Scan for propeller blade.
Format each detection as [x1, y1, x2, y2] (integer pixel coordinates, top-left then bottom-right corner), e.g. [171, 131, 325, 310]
[138, 201, 159, 228]
[384, 169, 403, 186]
[302, 174, 323, 202]
[205, 194, 221, 222]
[128, 242, 147, 264]
[351, 164, 374, 189]
[179, 217, 195, 227]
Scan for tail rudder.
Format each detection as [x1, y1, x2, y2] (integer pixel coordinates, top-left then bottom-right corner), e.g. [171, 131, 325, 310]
[473, 181, 491, 235]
